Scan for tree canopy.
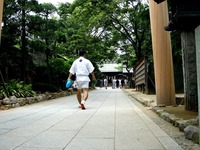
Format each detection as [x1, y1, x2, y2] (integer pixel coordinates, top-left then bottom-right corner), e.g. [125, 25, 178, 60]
[0, 0, 155, 92]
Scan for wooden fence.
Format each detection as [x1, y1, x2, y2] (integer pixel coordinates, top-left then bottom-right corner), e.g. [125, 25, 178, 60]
[134, 57, 155, 94]
[134, 58, 147, 93]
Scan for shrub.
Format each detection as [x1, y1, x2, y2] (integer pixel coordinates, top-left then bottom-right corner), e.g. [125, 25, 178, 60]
[32, 83, 59, 93]
[50, 58, 71, 75]
[0, 79, 36, 98]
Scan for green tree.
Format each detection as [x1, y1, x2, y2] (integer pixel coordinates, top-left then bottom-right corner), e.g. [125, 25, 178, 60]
[40, 3, 57, 84]
[0, 0, 152, 93]
[62, 0, 151, 63]
[20, 0, 39, 82]
[58, 0, 118, 63]
[0, 0, 40, 82]
[60, 0, 151, 83]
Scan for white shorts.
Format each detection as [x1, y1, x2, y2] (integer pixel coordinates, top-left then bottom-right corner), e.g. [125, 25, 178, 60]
[76, 81, 89, 89]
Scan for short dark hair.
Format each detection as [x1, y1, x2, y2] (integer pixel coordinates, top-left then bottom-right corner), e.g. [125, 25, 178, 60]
[79, 50, 86, 56]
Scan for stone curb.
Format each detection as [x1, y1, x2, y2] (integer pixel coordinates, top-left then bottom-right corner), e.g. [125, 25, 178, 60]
[0, 88, 96, 110]
[0, 90, 73, 110]
[152, 107, 199, 144]
[128, 93, 199, 144]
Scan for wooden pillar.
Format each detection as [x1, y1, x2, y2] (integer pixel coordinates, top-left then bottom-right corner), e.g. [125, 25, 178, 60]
[149, 0, 176, 106]
[0, 0, 4, 45]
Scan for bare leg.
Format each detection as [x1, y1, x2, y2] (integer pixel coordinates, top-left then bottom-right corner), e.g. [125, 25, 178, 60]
[82, 88, 89, 101]
[76, 89, 82, 105]
[80, 88, 88, 110]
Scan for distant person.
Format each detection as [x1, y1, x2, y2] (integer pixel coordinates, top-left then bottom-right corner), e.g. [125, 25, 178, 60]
[72, 81, 77, 89]
[112, 77, 116, 89]
[68, 50, 96, 110]
[121, 79, 125, 88]
[116, 79, 119, 88]
[104, 78, 108, 89]
[100, 79, 103, 88]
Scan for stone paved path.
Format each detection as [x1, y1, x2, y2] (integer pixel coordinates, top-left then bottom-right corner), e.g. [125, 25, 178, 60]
[0, 88, 182, 150]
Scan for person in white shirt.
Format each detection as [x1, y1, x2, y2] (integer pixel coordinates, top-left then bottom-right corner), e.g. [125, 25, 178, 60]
[104, 78, 108, 89]
[68, 50, 96, 110]
[112, 77, 116, 89]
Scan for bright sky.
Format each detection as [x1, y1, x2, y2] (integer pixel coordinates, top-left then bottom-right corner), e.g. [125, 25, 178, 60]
[38, 0, 74, 6]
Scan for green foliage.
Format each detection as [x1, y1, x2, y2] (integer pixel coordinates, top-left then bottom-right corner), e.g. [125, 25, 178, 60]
[32, 83, 59, 93]
[49, 58, 71, 75]
[0, 0, 182, 94]
[60, 0, 151, 67]
[58, 0, 118, 62]
[0, 79, 36, 98]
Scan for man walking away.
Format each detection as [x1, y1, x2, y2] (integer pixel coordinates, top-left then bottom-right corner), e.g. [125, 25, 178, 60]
[68, 50, 96, 110]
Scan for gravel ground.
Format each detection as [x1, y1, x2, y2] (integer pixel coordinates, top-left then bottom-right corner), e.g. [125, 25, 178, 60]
[127, 94, 200, 150]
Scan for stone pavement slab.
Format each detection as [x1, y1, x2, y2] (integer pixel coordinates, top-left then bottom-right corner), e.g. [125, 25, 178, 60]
[124, 89, 184, 107]
[0, 87, 182, 150]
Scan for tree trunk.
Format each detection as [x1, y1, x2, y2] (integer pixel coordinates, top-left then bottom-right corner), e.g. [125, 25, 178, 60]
[21, 0, 27, 81]
[181, 31, 198, 111]
[46, 47, 51, 84]
[195, 26, 200, 145]
[0, 0, 4, 45]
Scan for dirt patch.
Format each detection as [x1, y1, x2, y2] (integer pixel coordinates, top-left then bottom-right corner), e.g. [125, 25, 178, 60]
[159, 105, 198, 120]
